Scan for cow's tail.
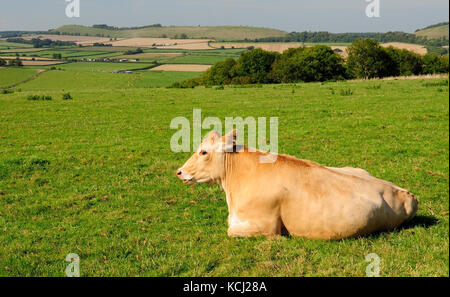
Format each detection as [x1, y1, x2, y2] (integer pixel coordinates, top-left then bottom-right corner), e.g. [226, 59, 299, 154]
[397, 190, 418, 222]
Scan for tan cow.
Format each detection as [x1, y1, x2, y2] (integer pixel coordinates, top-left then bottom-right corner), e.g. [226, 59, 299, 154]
[176, 130, 418, 240]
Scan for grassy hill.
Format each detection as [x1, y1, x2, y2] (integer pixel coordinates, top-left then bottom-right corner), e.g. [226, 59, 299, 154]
[51, 25, 288, 41]
[415, 23, 449, 39]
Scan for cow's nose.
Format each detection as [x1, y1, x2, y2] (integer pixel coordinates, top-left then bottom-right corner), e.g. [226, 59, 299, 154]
[176, 170, 182, 177]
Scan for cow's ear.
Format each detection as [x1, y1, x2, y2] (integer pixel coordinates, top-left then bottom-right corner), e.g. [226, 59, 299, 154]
[206, 130, 221, 144]
[223, 129, 237, 152]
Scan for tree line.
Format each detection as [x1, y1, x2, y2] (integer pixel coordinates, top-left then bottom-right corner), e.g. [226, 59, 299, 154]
[250, 31, 449, 47]
[0, 57, 23, 67]
[5, 38, 76, 48]
[173, 39, 449, 88]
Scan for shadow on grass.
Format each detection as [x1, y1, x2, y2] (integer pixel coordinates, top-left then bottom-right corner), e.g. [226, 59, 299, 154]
[366, 215, 440, 239]
[400, 215, 440, 230]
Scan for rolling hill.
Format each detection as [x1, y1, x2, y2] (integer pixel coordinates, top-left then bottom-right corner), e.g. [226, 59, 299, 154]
[415, 22, 449, 39]
[51, 25, 288, 41]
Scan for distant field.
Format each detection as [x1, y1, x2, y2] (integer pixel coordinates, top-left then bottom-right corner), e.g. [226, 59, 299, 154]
[0, 68, 38, 87]
[211, 41, 428, 55]
[150, 64, 211, 72]
[0, 41, 33, 50]
[380, 42, 428, 55]
[20, 34, 113, 45]
[117, 52, 184, 61]
[13, 68, 201, 90]
[20, 61, 65, 66]
[0, 56, 53, 61]
[109, 38, 213, 50]
[46, 62, 155, 72]
[415, 24, 449, 39]
[211, 42, 304, 53]
[157, 54, 230, 65]
[52, 25, 289, 41]
[0, 41, 246, 67]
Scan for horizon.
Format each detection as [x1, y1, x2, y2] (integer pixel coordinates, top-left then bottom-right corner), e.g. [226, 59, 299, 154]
[1, 22, 449, 34]
[0, 0, 448, 33]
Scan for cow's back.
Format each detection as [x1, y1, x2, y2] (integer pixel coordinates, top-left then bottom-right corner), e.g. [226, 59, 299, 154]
[277, 162, 417, 239]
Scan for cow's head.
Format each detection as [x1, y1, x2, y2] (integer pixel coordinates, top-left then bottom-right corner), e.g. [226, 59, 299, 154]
[176, 130, 237, 185]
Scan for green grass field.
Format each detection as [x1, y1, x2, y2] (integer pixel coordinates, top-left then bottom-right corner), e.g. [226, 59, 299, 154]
[0, 41, 33, 50]
[1, 44, 245, 68]
[0, 67, 448, 276]
[0, 68, 38, 88]
[44, 62, 154, 72]
[16, 69, 200, 90]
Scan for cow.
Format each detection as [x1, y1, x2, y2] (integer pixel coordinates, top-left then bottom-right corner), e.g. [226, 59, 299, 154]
[176, 130, 418, 240]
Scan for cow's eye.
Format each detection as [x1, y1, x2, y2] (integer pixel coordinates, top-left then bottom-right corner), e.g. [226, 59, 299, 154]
[200, 150, 207, 155]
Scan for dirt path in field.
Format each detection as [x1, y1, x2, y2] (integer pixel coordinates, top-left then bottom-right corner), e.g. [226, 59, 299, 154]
[0, 69, 47, 90]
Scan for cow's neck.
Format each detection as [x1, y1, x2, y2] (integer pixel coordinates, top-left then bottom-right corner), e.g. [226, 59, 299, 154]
[220, 147, 261, 211]
[221, 151, 237, 212]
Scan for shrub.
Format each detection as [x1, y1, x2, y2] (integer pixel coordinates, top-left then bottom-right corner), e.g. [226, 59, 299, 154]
[270, 45, 347, 83]
[422, 54, 449, 74]
[8, 57, 23, 67]
[1, 89, 14, 94]
[62, 92, 73, 100]
[201, 58, 237, 85]
[347, 39, 397, 79]
[422, 79, 448, 87]
[384, 46, 423, 76]
[339, 88, 354, 96]
[27, 94, 52, 101]
[231, 48, 280, 83]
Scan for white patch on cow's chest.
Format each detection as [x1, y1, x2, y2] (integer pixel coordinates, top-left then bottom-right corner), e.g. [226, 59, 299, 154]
[225, 192, 249, 228]
[228, 212, 249, 228]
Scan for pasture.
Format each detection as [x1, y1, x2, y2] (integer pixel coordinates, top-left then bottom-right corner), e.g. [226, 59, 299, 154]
[0, 67, 448, 276]
[0, 68, 38, 88]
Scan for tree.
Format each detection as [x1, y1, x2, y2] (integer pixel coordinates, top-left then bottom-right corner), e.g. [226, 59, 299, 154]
[8, 57, 23, 67]
[201, 58, 237, 85]
[231, 48, 280, 83]
[347, 39, 397, 79]
[0, 58, 6, 66]
[422, 53, 449, 74]
[271, 45, 346, 82]
[384, 47, 423, 76]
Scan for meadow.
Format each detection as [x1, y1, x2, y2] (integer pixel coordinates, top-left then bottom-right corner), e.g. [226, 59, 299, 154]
[0, 68, 39, 88]
[0, 66, 448, 276]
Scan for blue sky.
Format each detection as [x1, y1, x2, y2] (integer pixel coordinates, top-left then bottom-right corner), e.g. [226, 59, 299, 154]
[0, 0, 448, 32]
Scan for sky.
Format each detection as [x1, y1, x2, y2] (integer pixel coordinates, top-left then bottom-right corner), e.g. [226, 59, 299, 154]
[0, 0, 448, 33]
